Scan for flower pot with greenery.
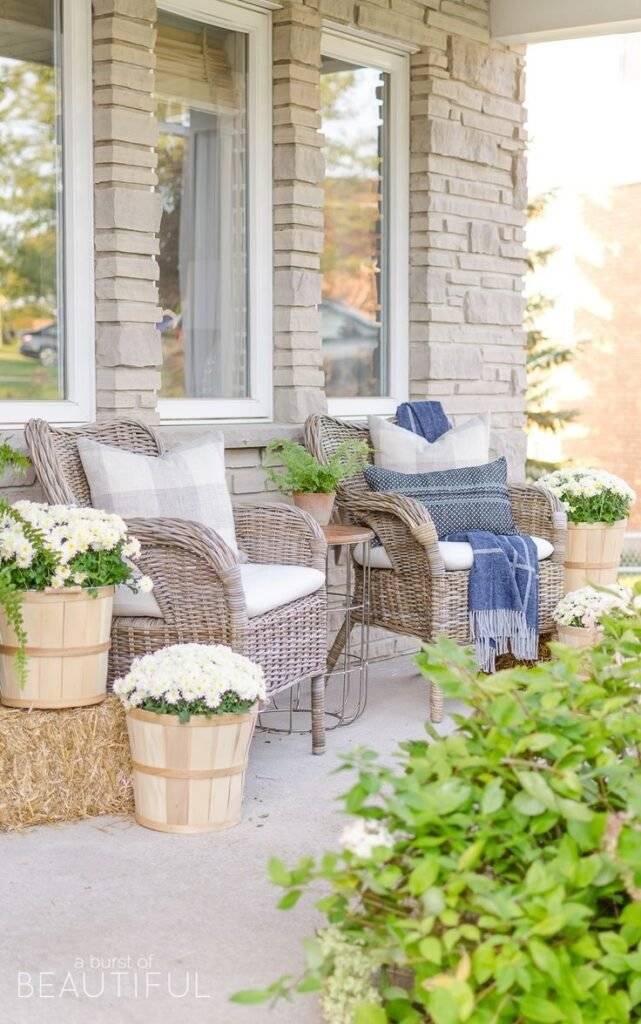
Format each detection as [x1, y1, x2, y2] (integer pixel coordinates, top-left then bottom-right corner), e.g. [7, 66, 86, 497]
[114, 644, 266, 833]
[265, 438, 370, 526]
[553, 583, 631, 648]
[0, 501, 152, 709]
[235, 600, 641, 1023]
[540, 467, 635, 591]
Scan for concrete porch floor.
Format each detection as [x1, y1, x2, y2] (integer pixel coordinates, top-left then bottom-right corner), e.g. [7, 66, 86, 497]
[0, 655, 457, 1024]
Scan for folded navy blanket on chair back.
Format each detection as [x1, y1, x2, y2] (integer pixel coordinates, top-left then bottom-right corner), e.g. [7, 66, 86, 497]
[396, 401, 451, 443]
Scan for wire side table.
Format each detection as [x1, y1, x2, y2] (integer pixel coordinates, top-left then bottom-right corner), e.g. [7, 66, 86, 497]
[323, 524, 373, 727]
[257, 523, 373, 745]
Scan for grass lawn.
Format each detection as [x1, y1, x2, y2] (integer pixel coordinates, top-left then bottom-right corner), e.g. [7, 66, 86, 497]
[0, 339, 60, 400]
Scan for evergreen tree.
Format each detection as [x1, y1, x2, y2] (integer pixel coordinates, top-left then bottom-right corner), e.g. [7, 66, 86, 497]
[526, 194, 578, 478]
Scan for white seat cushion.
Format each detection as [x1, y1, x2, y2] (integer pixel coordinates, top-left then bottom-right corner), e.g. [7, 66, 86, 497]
[353, 536, 554, 571]
[113, 585, 163, 618]
[240, 563, 325, 618]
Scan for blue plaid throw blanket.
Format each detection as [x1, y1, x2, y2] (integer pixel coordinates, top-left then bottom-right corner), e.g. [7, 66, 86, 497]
[447, 531, 539, 672]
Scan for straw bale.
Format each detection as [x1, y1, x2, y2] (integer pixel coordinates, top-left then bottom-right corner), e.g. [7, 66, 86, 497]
[0, 696, 133, 830]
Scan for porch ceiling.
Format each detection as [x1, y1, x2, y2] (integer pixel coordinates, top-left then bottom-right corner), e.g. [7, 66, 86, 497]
[491, 0, 641, 43]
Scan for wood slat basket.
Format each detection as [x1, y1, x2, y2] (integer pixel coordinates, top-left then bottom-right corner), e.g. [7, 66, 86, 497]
[557, 624, 601, 649]
[0, 586, 114, 709]
[564, 520, 627, 593]
[126, 705, 257, 834]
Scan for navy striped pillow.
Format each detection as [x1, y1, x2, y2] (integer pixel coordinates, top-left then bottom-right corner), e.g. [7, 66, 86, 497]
[364, 457, 516, 540]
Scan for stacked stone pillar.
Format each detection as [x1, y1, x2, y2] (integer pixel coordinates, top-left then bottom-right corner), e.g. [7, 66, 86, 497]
[409, 2, 528, 474]
[93, 0, 162, 421]
[272, 2, 326, 422]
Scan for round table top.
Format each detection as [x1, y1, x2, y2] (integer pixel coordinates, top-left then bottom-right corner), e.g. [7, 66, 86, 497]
[322, 524, 375, 547]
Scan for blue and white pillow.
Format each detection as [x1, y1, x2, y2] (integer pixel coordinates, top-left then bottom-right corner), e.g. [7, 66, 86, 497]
[364, 457, 516, 540]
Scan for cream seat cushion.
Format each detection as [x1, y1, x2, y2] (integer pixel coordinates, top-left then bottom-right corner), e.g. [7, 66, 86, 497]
[114, 563, 325, 619]
[353, 536, 554, 571]
[239, 563, 325, 618]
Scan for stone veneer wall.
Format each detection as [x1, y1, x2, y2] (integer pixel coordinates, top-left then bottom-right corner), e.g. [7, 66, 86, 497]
[0, 0, 528, 658]
[93, 0, 163, 421]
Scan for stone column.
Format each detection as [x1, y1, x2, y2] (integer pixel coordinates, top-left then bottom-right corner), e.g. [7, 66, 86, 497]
[272, 1, 326, 422]
[409, 1, 528, 475]
[93, 0, 162, 421]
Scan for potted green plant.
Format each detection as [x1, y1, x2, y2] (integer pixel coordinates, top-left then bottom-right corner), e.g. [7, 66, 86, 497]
[540, 467, 635, 591]
[114, 644, 266, 833]
[265, 438, 370, 525]
[0, 500, 152, 708]
[235, 603, 641, 1023]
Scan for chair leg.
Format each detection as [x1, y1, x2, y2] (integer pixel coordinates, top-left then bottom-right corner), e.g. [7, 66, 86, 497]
[311, 673, 326, 755]
[430, 681, 444, 724]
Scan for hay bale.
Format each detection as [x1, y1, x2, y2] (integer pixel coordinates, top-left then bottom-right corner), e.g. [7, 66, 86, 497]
[0, 696, 133, 831]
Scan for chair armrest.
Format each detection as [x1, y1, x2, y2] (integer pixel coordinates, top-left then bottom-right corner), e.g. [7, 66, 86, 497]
[508, 484, 567, 564]
[233, 503, 326, 572]
[338, 487, 446, 575]
[124, 517, 248, 642]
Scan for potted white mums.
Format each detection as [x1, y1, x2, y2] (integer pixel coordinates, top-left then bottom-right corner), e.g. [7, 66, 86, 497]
[114, 644, 265, 834]
[540, 468, 635, 592]
[553, 584, 631, 648]
[0, 501, 151, 709]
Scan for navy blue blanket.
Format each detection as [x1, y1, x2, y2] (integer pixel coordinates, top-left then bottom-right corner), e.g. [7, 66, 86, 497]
[447, 531, 539, 672]
[396, 401, 451, 442]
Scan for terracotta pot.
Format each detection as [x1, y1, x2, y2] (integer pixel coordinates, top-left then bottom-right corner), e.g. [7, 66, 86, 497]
[564, 520, 627, 593]
[292, 491, 336, 526]
[0, 586, 113, 709]
[126, 704, 257, 833]
[557, 624, 601, 649]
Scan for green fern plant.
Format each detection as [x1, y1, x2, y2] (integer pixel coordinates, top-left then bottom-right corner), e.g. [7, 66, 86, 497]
[0, 442, 30, 477]
[265, 438, 370, 494]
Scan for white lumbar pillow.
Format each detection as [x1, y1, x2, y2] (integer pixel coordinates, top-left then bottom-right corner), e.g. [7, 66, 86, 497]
[369, 413, 490, 473]
[354, 535, 554, 571]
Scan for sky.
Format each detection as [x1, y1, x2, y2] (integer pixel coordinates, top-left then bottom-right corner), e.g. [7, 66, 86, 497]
[527, 32, 641, 196]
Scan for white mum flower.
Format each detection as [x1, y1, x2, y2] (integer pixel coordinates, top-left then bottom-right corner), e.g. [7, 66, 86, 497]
[113, 643, 266, 711]
[340, 819, 394, 859]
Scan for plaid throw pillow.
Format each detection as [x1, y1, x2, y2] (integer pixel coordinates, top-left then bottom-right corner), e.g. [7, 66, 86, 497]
[364, 457, 516, 540]
[77, 434, 239, 557]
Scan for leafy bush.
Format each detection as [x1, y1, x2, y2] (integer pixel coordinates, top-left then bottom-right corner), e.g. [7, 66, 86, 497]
[265, 438, 370, 495]
[235, 604, 641, 1023]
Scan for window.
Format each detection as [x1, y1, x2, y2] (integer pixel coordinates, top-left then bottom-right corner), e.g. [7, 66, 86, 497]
[156, 0, 272, 422]
[320, 32, 409, 416]
[0, 0, 93, 425]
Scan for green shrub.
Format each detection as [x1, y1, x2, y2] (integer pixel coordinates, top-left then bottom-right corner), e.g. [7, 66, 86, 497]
[265, 438, 370, 495]
[235, 602, 641, 1023]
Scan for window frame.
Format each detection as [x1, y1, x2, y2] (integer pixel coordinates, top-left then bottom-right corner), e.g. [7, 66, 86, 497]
[321, 29, 409, 418]
[0, 0, 95, 428]
[156, 0, 273, 424]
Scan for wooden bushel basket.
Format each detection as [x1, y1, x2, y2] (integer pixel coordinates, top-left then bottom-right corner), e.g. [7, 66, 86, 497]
[564, 520, 627, 593]
[0, 586, 114, 709]
[126, 705, 257, 834]
[557, 624, 601, 649]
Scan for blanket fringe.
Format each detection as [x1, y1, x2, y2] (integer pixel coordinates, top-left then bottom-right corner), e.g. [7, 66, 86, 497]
[469, 609, 538, 673]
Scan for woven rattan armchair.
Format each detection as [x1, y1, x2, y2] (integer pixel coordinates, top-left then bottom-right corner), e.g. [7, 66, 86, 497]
[25, 418, 329, 754]
[305, 414, 567, 721]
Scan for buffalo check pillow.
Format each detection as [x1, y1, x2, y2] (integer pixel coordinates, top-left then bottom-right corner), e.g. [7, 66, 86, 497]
[364, 457, 516, 540]
[77, 434, 240, 557]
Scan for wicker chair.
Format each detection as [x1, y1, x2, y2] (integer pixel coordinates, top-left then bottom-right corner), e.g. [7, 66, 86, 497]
[25, 418, 329, 754]
[305, 414, 567, 721]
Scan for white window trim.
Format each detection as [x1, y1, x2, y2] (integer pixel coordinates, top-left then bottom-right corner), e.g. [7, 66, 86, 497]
[321, 29, 409, 419]
[157, 0, 273, 424]
[0, 0, 95, 428]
